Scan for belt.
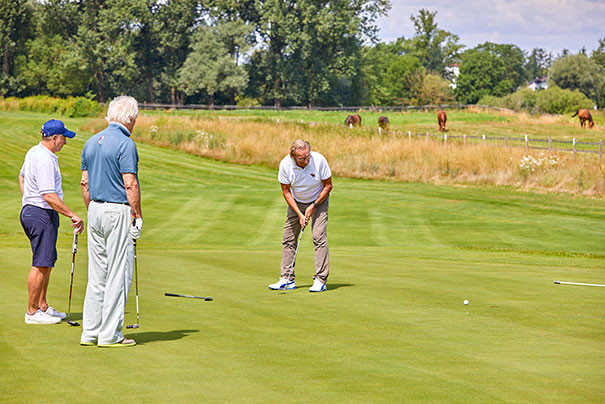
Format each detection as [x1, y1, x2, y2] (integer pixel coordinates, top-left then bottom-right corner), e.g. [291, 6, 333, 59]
[92, 200, 130, 206]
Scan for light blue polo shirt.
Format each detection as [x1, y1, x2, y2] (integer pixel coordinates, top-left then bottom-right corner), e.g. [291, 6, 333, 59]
[81, 122, 138, 204]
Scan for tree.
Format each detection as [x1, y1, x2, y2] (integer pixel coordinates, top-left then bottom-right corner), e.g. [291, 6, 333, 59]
[404, 9, 463, 77]
[550, 53, 605, 108]
[475, 42, 527, 90]
[455, 49, 508, 104]
[362, 38, 423, 105]
[407, 72, 455, 106]
[178, 23, 249, 107]
[0, 0, 32, 96]
[525, 47, 552, 80]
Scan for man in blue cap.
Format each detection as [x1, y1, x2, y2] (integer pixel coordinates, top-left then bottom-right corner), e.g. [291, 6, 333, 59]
[20, 119, 84, 325]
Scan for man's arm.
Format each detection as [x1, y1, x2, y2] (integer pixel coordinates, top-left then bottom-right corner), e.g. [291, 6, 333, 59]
[42, 193, 84, 233]
[281, 183, 307, 227]
[304, 177, 332, 222]
[80, 170, 91, 209]
[19, 174, 24, 195]
[123, 173, 141, 218]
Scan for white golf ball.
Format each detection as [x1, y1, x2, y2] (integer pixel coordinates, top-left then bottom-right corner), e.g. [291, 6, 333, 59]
[463, 299, 469, 305]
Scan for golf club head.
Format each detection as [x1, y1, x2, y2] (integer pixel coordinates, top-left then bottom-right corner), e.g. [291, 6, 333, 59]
[67, 320, 80, 327]
[205, 297, 213, 301]
[126, 324, 139, 329]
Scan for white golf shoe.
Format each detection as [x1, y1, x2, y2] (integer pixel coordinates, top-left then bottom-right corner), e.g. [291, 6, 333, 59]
[309, 279, 327, 292]
[268, 278, 296, 290]
[25, 309, 61, 324]
[44, 306, 67, 320]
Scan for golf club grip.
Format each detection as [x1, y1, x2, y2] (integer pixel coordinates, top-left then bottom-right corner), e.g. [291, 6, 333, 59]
[165, 293, 181, 297]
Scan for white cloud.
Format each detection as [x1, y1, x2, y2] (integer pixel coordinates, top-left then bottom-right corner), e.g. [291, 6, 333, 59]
[376, 0, 605, 54]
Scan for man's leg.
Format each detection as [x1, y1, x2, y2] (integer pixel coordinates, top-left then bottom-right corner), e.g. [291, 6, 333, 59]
[27, 266, 51, 314]
[280, 206, 302, 280]
[311, 199, 329, 283]
[97, 205, 133, 345]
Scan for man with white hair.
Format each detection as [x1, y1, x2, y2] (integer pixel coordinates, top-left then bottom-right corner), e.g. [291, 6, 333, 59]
[269, 139, 333, 292]
[79, 95, 142, 347]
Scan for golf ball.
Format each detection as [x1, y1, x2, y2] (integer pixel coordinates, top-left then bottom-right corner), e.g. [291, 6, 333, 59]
[463, 299, 469, 305]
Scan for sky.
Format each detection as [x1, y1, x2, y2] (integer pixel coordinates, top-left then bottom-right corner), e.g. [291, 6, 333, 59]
[375, 0, 605, 55]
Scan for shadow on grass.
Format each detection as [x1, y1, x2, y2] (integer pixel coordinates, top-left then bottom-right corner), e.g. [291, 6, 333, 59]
[295, 283, 354, 290]
[125, 329, 199, 345]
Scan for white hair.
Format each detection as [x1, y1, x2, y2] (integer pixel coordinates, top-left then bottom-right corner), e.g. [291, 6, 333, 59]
[106, 95, 139, 125]
[290, 139, 311, 156]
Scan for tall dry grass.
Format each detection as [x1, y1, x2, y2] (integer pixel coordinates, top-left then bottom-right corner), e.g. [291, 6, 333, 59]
[83, 114, 605, 197]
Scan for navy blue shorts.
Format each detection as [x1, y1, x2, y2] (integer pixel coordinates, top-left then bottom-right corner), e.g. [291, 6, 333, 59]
[20, 205, 59, 268]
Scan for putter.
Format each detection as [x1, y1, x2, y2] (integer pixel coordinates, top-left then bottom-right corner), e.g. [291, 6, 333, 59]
[126, 238, 140, 329]
[554, 280, 605, 288]
[66, 228, 80, 327]
[165, 293, 213, 301]
[282, 225, 306, 292]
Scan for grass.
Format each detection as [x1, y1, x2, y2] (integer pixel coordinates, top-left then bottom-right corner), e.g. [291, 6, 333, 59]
[77, 110, 605, 196]
[1, 111, 604, 403]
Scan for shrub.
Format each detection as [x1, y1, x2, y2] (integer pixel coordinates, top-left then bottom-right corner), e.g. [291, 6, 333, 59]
[478, 86, 592, 114]
[0, 95, 101, 117]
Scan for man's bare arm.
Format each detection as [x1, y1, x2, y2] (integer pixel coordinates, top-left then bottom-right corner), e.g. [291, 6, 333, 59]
[123, 173, 142, 218]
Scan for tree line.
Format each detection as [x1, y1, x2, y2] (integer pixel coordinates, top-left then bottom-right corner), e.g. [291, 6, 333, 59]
[1, 1, 603, 109]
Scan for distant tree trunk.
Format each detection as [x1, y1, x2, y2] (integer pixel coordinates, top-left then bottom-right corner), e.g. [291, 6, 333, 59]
[95, 71, 105, 103]
[171, 87, 176, 105]
[209, 94, 215, 109]
[178, 91, 185, 105]
[2, 53, 8, 75]
[146, 69, 154, 104]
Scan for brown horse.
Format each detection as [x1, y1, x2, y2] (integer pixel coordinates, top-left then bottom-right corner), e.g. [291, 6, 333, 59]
[571, 109, 594, 128]
[437, 110, 447, 132]
[345, 114, 362, 127]
[378, 116, 389, 130]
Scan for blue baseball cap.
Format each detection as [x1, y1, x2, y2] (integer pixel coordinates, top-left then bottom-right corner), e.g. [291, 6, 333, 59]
[41, 119, 76, 138]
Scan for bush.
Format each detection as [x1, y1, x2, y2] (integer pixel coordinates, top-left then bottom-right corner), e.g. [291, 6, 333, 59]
[477, 86, 592, 114]
[0, 95, 101, 117]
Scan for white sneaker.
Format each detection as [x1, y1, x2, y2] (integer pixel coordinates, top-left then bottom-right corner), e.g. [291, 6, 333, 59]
[44, 306, 67, 320]
[25, 309, 61, 324]
[268, 278, 295, 290]
[309, 279, 327, 292]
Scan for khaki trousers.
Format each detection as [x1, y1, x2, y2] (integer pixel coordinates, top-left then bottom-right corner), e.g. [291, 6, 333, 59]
[81, 201, 134, 345]
[281, 198, 329, 283]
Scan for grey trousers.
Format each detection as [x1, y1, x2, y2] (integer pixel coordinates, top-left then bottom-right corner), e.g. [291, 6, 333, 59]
[281, 198, 329, 283]
[81, 201, 134, 345]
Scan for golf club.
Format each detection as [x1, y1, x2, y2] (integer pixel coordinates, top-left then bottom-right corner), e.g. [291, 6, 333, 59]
[66, 228, 80, 327]
[554, 280, 605, 288]
[165, 293, 213, 301]
[126, 237, 140, 329]
[282, 225, 306, 292]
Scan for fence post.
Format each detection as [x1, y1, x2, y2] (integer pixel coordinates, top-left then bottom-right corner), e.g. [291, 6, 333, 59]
[408, 131, 411, 139]
[573, 137, 576, 159]
[525, 135, 528, 151]
[463, 134, 466, 144]
[379, 127, 382, 136]
[444, 133, 447, 145]
[482, 134, 486, 144]
[426, 132, 429, 141]
[548, 137, 551, 155]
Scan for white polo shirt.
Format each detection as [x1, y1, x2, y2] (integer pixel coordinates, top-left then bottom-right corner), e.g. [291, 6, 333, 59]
[278, 151, 331, 203]
[20, 143, 63, 209]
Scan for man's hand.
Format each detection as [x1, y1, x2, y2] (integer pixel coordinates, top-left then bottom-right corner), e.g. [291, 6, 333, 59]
[71, 214, 84, 234]
[304, 204, 315, 225]
[130, 217, 143, 239]
[298, 213, 307, 228]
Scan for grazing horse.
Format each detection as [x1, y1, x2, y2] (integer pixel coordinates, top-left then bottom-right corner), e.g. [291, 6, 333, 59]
[345, 114, 362, 127]
[378, 116, 389, 130]
[437, 110, 447, 132]
[571, 109, 594, 128]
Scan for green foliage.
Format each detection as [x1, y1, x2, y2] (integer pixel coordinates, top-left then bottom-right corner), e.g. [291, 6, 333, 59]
[477, 85, 593, 114]
[235, 95, 261, 107]
[0, 95, 101, 117]
[407, 72, 455, 105]
[550, 53, 605, 108]
[405, 9, 463, 76]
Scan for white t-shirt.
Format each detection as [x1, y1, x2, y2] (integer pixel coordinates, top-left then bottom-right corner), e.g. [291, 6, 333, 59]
[20, 143, 63, 209]
[278, 151, 332, 203]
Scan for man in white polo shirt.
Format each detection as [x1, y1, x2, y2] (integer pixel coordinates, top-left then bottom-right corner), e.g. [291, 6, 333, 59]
[269, 139, 333, 292]
[20, 119, 84, 324]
